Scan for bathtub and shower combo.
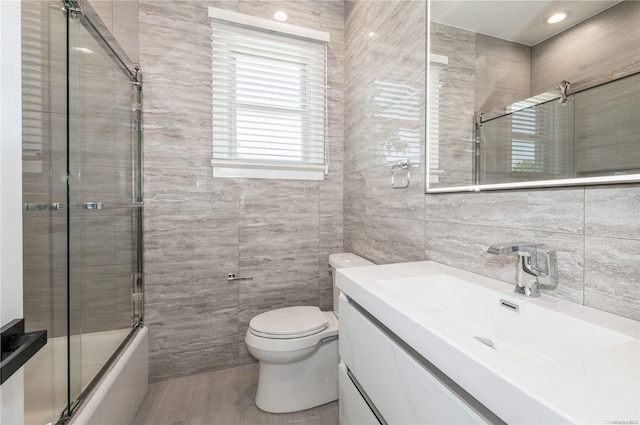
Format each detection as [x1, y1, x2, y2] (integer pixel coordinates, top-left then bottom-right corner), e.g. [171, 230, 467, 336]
[20, 1, 147, 424]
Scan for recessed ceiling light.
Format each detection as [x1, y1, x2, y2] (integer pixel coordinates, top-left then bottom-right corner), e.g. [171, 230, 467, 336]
[274, 11, 288, 22]
[368, 32, 378, 39]
[546, 11, 569, 24]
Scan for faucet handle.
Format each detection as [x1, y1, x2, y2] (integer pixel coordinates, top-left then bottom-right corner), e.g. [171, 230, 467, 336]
[535, 250, 559, 289]
[487, 242, 559, 297]
[487, 242, 537, 256]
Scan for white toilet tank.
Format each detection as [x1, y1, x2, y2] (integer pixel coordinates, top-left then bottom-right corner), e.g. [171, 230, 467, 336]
[329, 253, 373, 317]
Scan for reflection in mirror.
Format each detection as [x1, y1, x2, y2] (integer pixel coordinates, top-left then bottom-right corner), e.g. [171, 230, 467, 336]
[426, 0, 640, 192]
[478, 90, 575, 184]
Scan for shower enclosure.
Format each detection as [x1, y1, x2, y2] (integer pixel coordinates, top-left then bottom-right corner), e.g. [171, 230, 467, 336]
[21, 1, 143, 423]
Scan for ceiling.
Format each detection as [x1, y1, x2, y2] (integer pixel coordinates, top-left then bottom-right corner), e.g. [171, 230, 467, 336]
[430, 1, 622, 46]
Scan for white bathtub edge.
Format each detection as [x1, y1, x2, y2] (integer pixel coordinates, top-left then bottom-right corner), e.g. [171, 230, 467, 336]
[69, 326, 149, 425]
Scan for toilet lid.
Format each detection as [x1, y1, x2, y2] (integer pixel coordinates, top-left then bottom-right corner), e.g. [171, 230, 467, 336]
[249, 306, 329, 338]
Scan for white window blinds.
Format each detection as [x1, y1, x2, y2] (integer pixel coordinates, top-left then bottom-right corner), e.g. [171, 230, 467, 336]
[209, 8, 329, 180]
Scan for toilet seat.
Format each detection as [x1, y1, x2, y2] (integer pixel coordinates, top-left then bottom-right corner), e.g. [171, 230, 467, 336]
[246, 311, 338, 354]
[249, 306, 329, 339]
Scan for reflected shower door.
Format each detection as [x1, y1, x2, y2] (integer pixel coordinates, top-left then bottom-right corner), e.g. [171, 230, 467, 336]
[477, 99, 575, 185]
[67, 10, 141, 406]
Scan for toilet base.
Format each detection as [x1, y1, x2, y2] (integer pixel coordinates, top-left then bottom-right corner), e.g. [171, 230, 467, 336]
[254, 337, 338, 413]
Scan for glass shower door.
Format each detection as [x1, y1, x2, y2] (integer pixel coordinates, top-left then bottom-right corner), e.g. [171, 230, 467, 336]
[66, 7, 141, 407]
[21, 1, 70, 423]
[21, 1, 142, 423]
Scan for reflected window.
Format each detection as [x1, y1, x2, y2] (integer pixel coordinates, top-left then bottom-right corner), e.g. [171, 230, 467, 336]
[374, 80, 421, 163]
[510, 108, 543, 173]
[428, 54, 447, 183]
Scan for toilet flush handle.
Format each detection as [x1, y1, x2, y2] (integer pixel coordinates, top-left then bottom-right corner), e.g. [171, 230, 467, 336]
[227, 273, 254, 281]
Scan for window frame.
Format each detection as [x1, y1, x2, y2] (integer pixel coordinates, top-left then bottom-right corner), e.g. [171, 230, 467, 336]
[209, 7, 329, 181]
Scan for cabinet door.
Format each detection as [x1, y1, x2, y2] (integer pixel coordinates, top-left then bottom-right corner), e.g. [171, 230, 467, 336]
[339, 362, 381, 425]
[339, 295, 488, 425]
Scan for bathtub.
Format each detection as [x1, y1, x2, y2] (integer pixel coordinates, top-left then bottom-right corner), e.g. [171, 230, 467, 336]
[68, 326, 149, 425]
[25, 326, 149, 425]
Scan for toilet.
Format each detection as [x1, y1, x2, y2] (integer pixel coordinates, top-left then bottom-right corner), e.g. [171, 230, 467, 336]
[244, 253, 373, 413]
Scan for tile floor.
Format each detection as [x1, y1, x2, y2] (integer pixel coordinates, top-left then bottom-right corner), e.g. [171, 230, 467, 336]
[133, 363, 339, 425]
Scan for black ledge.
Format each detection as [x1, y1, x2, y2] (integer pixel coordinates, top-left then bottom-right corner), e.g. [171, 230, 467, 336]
[1, 318, 47, 385]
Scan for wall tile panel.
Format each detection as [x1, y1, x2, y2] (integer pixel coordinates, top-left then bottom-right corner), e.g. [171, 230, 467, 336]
[141, 0, 344, 380]
[424, 188, 585, 234]
[585, 185, 640, 240]
[585, 236, 640, 321]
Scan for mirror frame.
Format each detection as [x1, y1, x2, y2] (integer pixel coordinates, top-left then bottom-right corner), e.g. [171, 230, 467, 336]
[424, 0, 640, 194]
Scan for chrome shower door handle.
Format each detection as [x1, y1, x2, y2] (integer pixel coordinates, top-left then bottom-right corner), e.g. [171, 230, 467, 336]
[83, 202, 103, 210]
[24, 202, 64, 211]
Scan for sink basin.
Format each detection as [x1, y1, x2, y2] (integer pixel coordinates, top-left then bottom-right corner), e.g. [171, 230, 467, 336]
[377, 274, 633, 369]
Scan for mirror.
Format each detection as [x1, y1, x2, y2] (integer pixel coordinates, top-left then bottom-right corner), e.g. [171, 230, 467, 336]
[426, 0, 640, 192]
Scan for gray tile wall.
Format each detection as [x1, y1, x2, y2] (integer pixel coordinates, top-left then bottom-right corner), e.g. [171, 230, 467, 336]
[139, 0, 345, 381]
[344, 0, 426, 265]
[344, 1, 640, 323]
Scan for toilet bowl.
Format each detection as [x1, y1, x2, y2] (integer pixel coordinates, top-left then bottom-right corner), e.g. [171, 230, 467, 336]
[244, 253, 373, 413]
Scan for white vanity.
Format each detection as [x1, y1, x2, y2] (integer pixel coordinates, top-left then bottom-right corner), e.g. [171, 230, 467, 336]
[337, 261, 640, 424]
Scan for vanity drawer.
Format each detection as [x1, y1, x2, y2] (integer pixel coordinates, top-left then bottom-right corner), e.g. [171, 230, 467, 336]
[338, 362, 381, 425]
[339, 294, 487, 425]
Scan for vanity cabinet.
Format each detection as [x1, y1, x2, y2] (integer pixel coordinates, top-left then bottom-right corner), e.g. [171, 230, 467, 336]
[338, 294, 489, 425]
[337, 260, 640, 424]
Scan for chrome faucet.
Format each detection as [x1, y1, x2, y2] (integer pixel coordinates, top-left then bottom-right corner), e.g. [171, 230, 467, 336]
[487, 242, 558, 297]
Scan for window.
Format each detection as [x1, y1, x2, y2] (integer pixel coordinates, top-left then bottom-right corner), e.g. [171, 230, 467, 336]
[209, 8, 329, 180]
